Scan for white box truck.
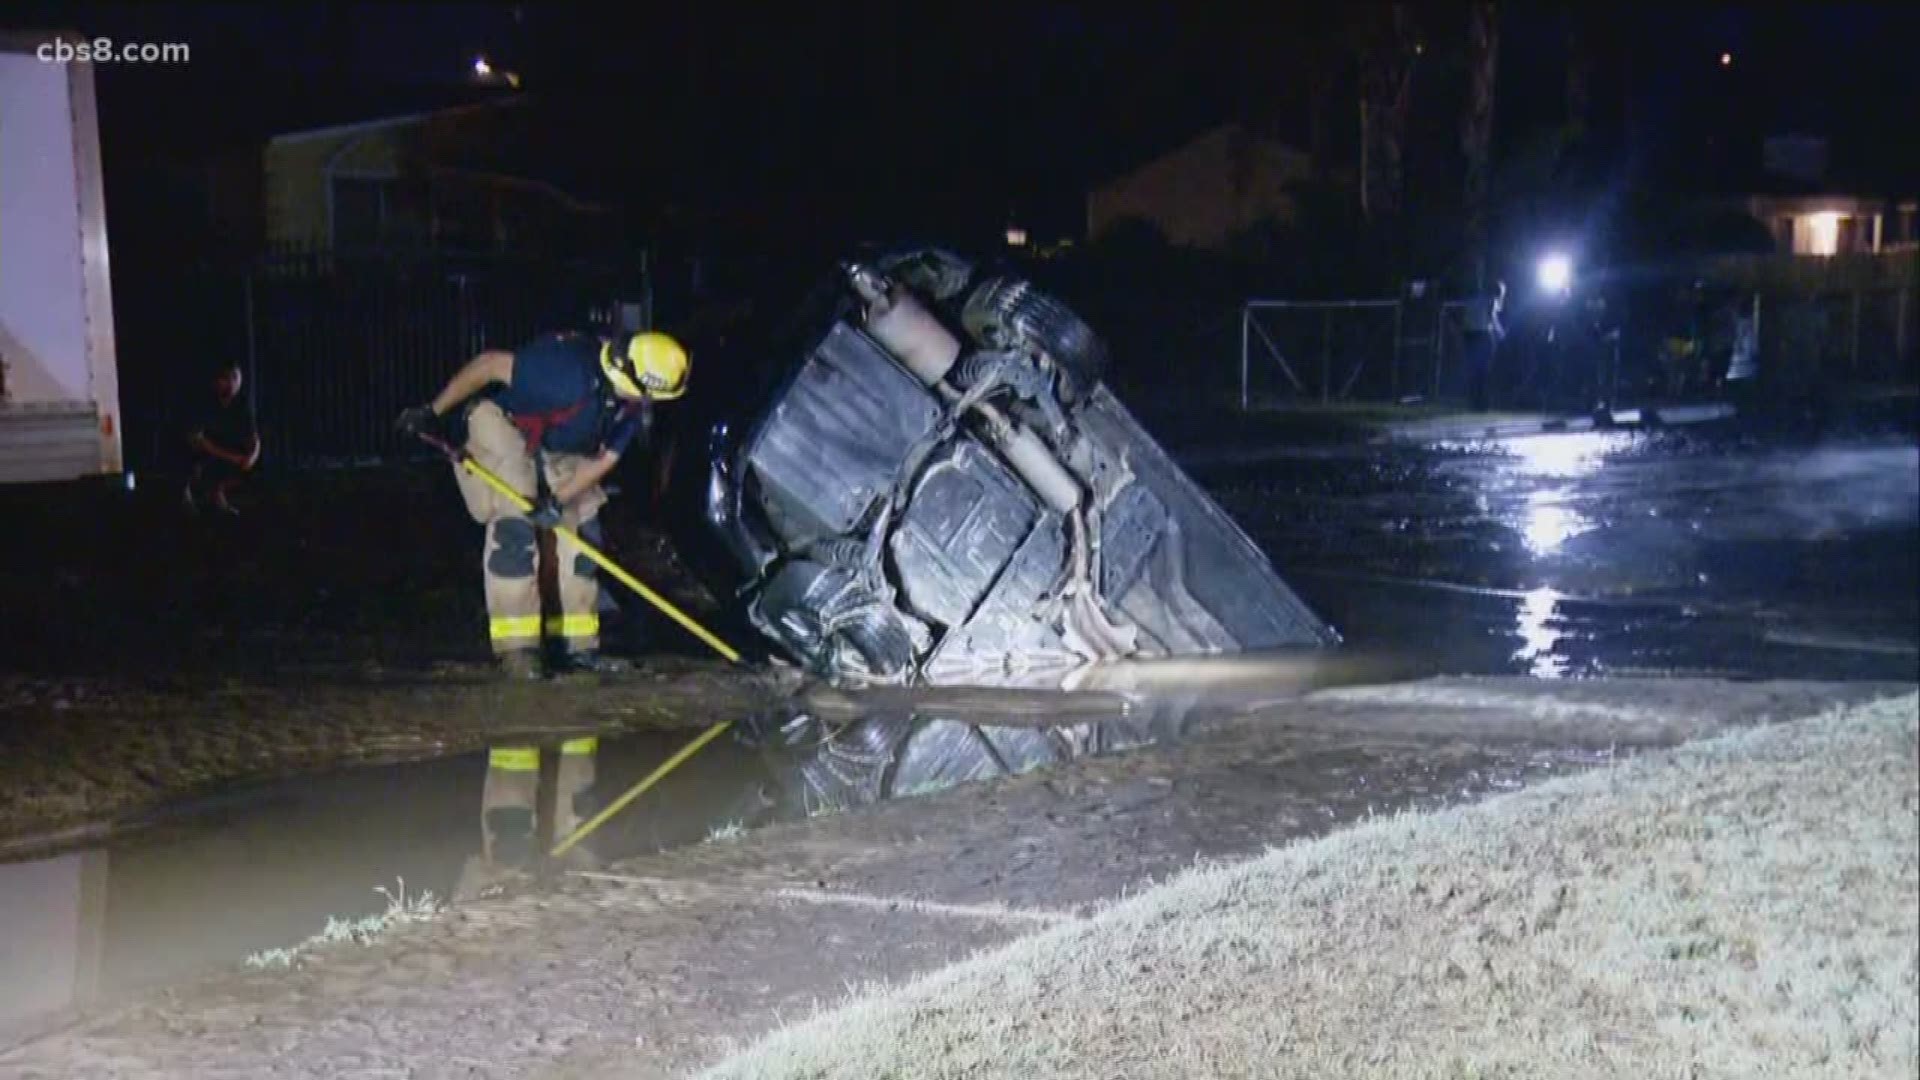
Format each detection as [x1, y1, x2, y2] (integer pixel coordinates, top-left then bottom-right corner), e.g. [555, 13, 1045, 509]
[0, 32, 121, 483]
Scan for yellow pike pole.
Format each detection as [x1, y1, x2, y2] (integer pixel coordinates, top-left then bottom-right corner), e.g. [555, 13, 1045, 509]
[552, 718, 735, 857]
[415, 431, 744, 858]
[425, 433, 742, 663]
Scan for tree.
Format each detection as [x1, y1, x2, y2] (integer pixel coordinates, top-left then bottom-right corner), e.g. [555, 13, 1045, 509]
[1460, 1, 1500, 290]
[1565, 8, 1594, 142]
[1358, 4, 1423, 223]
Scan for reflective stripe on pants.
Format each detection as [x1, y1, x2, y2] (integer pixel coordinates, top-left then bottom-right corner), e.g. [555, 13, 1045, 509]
[488, 746, 540, 772]
[489, 740, 594, 770]
[490, 615, 543, 645]
[544, 614, 601, 640]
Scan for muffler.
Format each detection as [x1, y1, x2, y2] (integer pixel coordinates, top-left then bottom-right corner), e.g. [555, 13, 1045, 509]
[844, 262, 1081, 514]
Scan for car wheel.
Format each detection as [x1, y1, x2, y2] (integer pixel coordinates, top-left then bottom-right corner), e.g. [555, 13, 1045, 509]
[961, 277, 1108, 403]
[831, 611, 918, 684]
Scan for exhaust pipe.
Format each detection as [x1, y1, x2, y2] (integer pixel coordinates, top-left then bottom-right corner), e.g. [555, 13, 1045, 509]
[844, 263, 1081, 514]
[845, 263, 959, 386]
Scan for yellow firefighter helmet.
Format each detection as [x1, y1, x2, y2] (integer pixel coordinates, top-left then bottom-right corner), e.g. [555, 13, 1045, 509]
[600, 331, 689, 401]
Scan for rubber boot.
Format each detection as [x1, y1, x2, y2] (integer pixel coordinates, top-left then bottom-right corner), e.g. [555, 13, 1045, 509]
[497, 649, 544, 681]
[554, 649, 630, 676]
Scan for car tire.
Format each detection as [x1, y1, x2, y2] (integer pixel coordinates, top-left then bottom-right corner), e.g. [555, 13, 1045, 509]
[833, 610, 918, 684]
[961, 277, 1108, 404]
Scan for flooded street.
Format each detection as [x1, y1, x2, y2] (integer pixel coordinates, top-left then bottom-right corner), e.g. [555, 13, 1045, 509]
[1204, 420, 1920, 680]
[3, 413, 1916, 1051]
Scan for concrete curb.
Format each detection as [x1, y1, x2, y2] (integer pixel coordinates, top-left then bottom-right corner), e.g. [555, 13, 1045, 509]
[1374, 402, 1737, 445]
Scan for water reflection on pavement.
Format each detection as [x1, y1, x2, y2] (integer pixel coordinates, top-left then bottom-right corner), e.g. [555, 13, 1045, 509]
[1206, 421, 1919, 681]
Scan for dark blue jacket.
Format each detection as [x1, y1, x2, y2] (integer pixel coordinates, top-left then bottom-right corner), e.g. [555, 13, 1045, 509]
[490, 332, 646, 456]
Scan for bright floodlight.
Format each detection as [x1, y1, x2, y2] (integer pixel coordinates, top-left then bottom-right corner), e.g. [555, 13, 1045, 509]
[473, 56, 493, 77]
[1537, 252, 1573, 297]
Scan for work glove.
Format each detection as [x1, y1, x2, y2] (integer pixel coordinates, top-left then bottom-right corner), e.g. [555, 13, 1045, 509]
[396, 404, 441, 440]
[528, 493, 565, 529]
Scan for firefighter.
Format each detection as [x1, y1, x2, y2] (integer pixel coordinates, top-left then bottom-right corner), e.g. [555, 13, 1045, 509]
[397, 329, 689, 679]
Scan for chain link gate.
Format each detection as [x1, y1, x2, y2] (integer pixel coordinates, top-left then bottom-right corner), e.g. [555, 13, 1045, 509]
[1238, 299, 1416, 408]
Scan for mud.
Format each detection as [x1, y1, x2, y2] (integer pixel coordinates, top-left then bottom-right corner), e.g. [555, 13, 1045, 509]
[0, 660, 799, 857]
[0, 646, 1424, 1045]
[2, 677, 1908, 1079]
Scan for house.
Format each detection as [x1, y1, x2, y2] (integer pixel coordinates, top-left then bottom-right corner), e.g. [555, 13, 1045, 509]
[1722, 135, 1919, 258]
[1686, 135, 1919, 384]
[1745, 194, 1918, 257]
[262, 97, 612, 255]
[1086, 122, 1319, 251]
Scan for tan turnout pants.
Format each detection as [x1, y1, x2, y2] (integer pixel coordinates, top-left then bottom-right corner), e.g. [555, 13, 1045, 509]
[481, 737, 599, 866]
[453, 400, 609, 657]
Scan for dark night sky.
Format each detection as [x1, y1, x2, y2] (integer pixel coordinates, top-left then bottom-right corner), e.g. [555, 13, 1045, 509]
[4, 2, 1279, 244]
[4, 2, 1916, 250]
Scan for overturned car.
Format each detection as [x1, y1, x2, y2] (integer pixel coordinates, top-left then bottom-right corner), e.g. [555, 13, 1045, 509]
[701, 249, 1338, 687]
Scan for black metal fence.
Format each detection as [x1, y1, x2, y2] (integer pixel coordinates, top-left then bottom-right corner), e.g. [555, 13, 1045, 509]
[119, 246, 649, 473]
[1760, 286, 1915, 389]
[244, 247, 649, 467]
[1233, 283, 1916, 412]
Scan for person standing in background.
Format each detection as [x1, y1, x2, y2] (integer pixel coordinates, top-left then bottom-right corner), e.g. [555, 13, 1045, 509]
[1461, 280, 1506, 411]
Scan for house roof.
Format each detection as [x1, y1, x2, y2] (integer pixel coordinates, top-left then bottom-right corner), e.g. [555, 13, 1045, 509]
[260, 93, 612, 214]
[1090, 120, 1312, 193]
[426, 165, 610, 215]
[267, 94, 523, 146]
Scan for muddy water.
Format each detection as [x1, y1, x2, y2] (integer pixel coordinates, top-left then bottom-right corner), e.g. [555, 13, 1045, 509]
[0, 730, 765, 1040]
[0, 753, 481, 1041]
[0, 649, 1409, 1040]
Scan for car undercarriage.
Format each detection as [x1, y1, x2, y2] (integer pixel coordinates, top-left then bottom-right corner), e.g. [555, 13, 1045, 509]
[703, 248, 1339, 688]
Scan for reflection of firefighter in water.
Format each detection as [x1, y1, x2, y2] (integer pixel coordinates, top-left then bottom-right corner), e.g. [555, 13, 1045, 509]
[473, 737, 601, 875]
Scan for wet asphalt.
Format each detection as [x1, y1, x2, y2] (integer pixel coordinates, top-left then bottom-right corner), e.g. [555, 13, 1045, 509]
[4, 409, 1916, 1036]
[1201, 418, 1919, 682]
